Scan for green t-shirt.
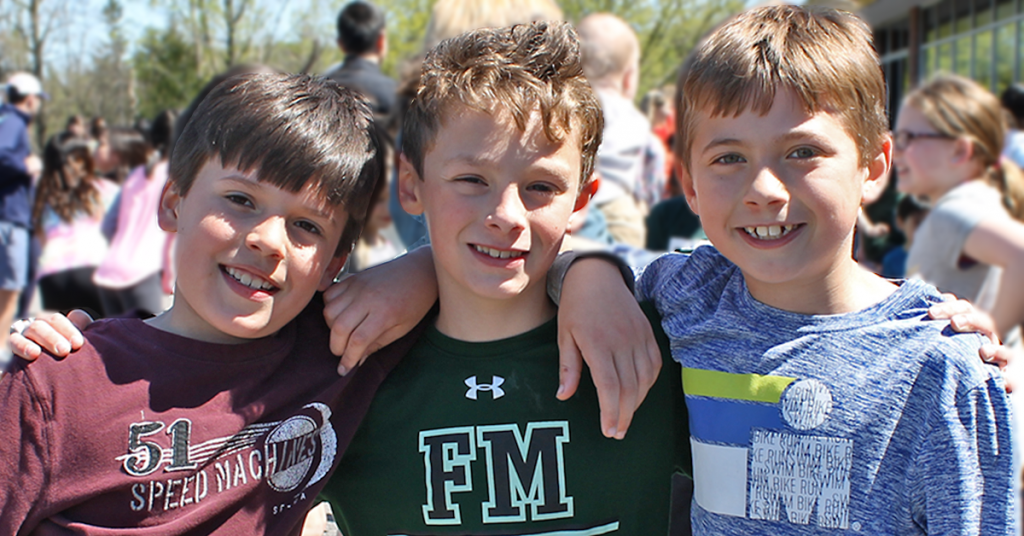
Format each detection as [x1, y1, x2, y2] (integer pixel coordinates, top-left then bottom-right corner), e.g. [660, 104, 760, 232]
[322, 302, 689, 535]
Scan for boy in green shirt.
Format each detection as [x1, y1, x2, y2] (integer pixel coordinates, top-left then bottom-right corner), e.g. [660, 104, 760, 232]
[320, 21, 688, 534]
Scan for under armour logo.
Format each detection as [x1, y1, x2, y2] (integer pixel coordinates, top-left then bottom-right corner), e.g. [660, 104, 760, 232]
[465, 376, 505, 400]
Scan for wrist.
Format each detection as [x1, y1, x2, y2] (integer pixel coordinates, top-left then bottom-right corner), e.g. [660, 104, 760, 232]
[547, 250, 634, 305]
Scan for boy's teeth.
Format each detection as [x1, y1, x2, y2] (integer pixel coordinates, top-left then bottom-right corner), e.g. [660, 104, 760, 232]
[744, 224, 796, 239]
[474, 245, 523, 259]
[225, 267, 275, 290]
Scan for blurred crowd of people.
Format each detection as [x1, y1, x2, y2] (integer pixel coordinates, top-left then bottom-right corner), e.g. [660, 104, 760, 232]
[0, 76, 179, 364]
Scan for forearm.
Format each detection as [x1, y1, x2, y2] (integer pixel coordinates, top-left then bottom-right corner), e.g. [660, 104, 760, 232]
[988, 262, 1024, 341]
[323, 245, 437, 371]
[547, 250, 635, 305]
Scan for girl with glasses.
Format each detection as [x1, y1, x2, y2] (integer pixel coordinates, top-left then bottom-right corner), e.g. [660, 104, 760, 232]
[893, 73, 1024, 345]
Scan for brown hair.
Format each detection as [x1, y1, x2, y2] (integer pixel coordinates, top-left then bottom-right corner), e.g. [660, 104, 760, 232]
[905, 73, 1024, 220]
[32, 132, 102, 230]
[402, 21, 603, 189]
[676, 5, 888, 171]
[170, 73, 385, 254]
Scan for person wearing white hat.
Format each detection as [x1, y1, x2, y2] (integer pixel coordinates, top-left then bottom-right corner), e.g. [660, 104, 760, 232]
[0, 71, 46, 365]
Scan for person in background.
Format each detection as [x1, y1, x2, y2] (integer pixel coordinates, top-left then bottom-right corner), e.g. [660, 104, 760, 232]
[31, 132, 119, 317]
[881, 195, 929, 279]
[92, 111, 176, 317]
[64, 115, 87, 139]
[0, 72, 45, 364]
[642, 85, 705, 252]
[88, 116, 107, 161]
[1002, 82, 1024, 169]
[578, 13, 664, 247]
[94, 126, 148, 184]
[325, 1, 397, 123]
[896, 74, 1024, 343]
[645, 194, 705, 252]
[421, 0, 563, 49]
[346, 178, 401, 273]
[641, 86, 678, 196]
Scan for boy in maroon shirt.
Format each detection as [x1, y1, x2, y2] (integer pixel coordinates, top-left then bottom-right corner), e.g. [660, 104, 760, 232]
[0, 73, 424, 535]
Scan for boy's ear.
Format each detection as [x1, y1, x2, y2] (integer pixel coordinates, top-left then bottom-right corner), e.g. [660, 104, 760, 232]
[397, 153, 424, 216]
[318, 254, 349, 291]
[862, 135, 893, 205]
[677, 162, 700, 215]
[157, 181, 182, 232]
[574, 174, 599, 212]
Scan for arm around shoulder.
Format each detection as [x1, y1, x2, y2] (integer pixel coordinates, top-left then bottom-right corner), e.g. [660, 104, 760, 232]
[323, 245, 437, 374]
[553, 251, 661, 439]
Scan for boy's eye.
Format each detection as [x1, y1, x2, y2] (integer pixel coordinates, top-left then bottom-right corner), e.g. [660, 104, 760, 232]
[788, 147, 819, 159]
[225, 193, 254, 207]
[295, 220, 323, 236]
[454, 175, 486, 185]
[527, 182, 559, 194]
[713, 153, 745, 165]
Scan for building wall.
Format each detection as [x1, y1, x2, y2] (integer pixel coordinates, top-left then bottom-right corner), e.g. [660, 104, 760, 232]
[864, 0, 1024, 117]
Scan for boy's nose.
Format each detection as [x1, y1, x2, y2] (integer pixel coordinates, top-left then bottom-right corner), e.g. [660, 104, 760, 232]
[247, 217, 288, 258]
[744, 167, 790, 207]
[486, 185, 528, 233]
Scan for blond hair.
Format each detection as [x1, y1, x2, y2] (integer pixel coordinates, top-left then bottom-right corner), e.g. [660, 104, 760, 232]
[905, 73, 1024, 220]
[423, 0, 563, 49]
[402, 21, 603, 189]
[675, 5, 888, 170]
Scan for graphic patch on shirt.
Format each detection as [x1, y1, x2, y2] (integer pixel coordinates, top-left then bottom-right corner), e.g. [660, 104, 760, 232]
[116, 403, 336, 515]
[418, 421, 574, 526]
[683, 368, 853, 529]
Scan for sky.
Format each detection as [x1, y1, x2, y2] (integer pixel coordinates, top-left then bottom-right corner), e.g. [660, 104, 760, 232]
[68, 0, 320, 65]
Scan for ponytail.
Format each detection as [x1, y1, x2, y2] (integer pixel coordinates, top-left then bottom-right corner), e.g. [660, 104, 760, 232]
[985, 157, 1024, 221]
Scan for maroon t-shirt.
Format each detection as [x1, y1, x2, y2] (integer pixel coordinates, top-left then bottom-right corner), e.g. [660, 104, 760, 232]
[0, 295, 419, 535]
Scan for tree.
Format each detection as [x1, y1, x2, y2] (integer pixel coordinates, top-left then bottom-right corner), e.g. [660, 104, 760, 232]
[3, 0, 79, 146]
[132, 23, 205, 120]
[375, 0, 434, 80]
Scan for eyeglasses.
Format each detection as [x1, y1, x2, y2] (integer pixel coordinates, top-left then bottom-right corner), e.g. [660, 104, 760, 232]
[892, 130, 955, 151]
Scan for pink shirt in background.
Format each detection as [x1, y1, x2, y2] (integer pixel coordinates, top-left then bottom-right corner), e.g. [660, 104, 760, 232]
[93, 162, 171, 290]
[37, 178, 120, 279]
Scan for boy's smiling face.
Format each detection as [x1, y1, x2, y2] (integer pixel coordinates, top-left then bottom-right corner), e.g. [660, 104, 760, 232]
[681, 89, 890, 310]
[154, 158, 349, 343]
[400, 107, 589, 328]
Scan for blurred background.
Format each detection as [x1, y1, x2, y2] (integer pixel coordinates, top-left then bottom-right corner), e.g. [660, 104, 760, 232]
[0, 0, 754, 148]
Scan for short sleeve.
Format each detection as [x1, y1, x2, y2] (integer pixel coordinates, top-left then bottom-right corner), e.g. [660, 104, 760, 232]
[910, 371, 1016, 533]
